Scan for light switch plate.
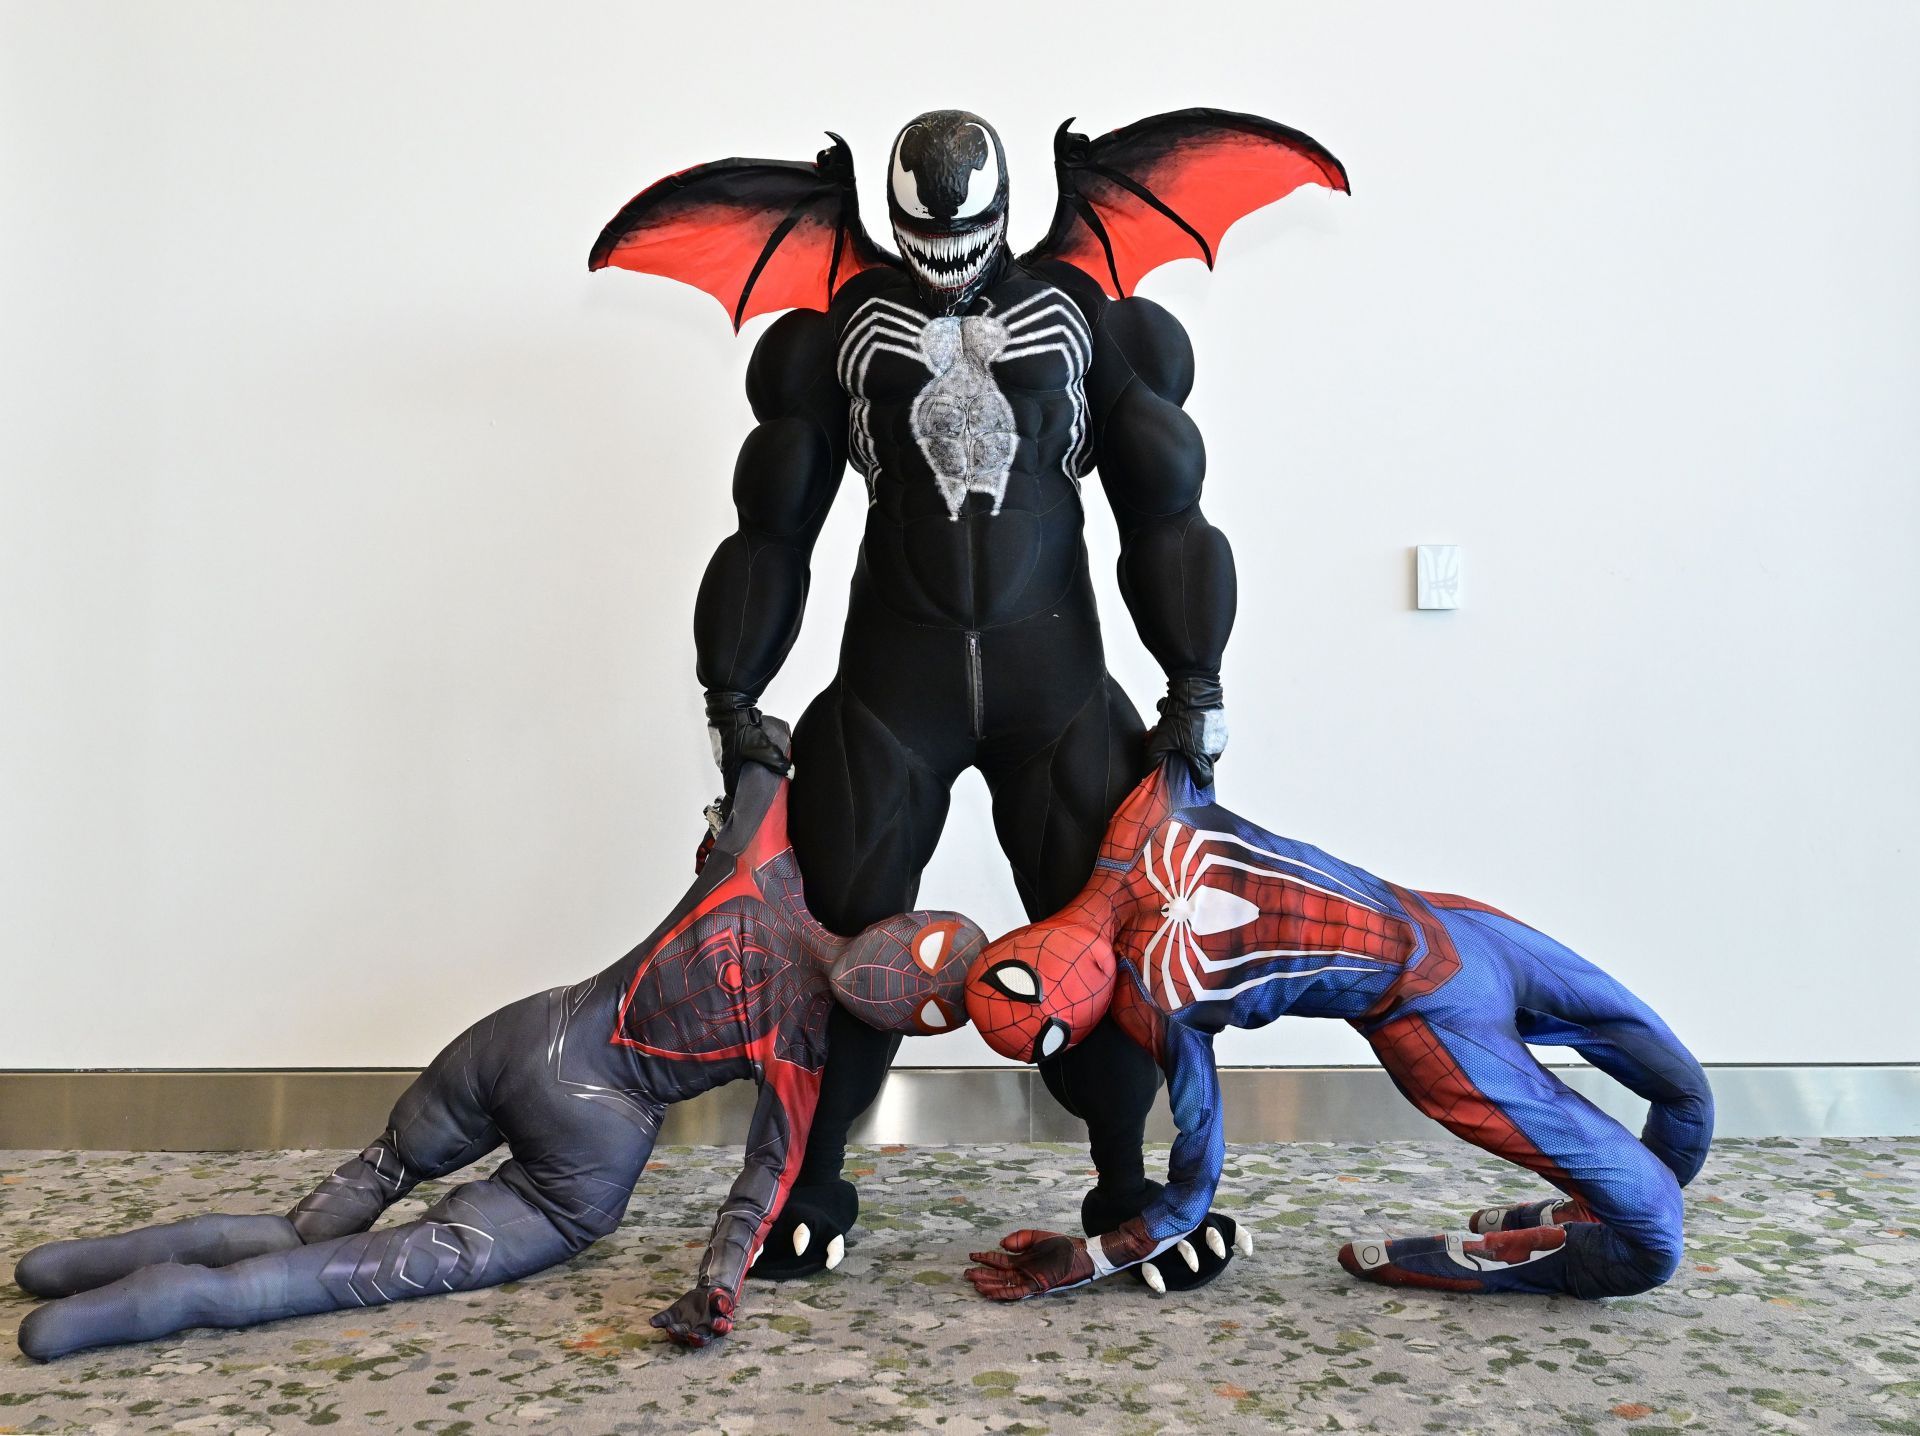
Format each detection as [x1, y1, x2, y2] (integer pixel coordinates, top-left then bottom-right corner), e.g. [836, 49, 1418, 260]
[1416, 545, 1462, 609]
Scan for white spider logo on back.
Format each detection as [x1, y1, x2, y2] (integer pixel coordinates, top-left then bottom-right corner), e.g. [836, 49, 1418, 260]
[837, 289, 1092, 519]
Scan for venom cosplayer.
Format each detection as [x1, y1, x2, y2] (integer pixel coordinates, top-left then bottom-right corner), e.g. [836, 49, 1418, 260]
[961, 760, 1714, 1302]
[591, 108, 1348, 1282]
[15, 751, 985, 1360]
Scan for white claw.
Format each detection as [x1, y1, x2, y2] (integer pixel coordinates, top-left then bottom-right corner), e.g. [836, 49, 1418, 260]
[1233, 1227, 1254, 1258]
[1142, 1261, 1167, 1295]
[1206, 1226, 1228, 1260]
[824, 1234, 845, 1270]
[792, 1222, 811, 1256]
[1177, 1239, 1200, 1272]
[750, 1244, 762, 1269]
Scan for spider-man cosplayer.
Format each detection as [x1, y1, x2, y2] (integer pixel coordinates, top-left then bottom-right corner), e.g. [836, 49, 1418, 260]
[15, 751, 985, 1361]
[591, 108, 1349, 1279]
[962, 760, 1715, 1302]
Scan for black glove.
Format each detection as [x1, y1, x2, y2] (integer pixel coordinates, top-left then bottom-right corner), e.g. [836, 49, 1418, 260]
[704, 690, 791, 805]
[1144, 675, 1228, 788]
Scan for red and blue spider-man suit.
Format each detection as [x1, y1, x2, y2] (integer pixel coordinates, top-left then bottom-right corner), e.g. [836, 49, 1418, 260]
[962, 759, 1714, 1301]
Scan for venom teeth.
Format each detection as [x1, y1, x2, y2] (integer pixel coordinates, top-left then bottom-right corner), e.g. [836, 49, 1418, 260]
[897, 218, 1004, 293]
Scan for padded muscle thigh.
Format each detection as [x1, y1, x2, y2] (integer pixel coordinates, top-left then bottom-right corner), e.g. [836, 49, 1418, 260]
[982, 673, 1147, 920]
[789, 678, 956, 935]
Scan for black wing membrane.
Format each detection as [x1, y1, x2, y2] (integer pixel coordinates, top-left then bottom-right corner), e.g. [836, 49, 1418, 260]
[1022, 108, 1350, 298]
[591, 136, 897, 330]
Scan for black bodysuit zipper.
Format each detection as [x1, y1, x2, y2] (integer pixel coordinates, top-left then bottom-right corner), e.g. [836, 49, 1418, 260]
[965, 631, 985, 740]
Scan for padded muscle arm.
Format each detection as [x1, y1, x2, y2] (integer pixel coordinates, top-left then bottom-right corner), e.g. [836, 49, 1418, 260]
[693, 309, 849, 700]
[1088, 299, 1237, 682]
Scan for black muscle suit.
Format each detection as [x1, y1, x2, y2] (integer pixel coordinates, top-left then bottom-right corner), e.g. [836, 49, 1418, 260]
[15, 756, 984, 1359]
[697, 239, 1236, 1266]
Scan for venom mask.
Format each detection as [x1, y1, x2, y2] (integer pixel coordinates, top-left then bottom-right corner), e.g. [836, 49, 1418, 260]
[887, 110, 1009, 310]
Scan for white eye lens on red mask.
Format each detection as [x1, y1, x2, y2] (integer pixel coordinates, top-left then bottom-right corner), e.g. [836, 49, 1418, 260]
[1034, 1017, 1069, 1061]
[984, 959, 1040, 1001]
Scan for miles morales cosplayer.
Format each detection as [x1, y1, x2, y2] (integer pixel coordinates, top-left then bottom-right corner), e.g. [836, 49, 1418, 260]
[591, 108, 1349, 1284]
[16, 749, 985, 1359]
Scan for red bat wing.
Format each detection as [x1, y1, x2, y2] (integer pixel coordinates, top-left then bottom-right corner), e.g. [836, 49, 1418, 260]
[1022, 109, 1350, 299]
[589, 135, 896, 331]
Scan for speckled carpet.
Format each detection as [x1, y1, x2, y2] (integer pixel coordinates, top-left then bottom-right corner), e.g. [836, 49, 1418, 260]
[2, 1139, 1917, 1434]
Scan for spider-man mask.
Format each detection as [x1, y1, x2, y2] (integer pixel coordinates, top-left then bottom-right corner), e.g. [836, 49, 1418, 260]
[964, 921, 1116, 1064]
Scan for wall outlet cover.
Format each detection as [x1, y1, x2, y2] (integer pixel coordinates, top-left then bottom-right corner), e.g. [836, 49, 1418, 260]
[1416, 544, 1462, 609]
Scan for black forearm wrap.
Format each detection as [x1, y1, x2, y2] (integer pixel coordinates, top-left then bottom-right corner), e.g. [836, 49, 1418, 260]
[704, 689, 759, 724]
[1162, 675, 1223, 713]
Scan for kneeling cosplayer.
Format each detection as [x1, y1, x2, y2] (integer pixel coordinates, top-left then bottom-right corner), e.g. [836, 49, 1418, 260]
[963, 761, 1714, 1301]
[17, 747, 983, 1360]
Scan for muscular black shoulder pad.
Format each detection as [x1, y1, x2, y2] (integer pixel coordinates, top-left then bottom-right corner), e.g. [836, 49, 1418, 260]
[745, 309, 841, 422]
[1097, 297, 1195, 407]
[829, 263, 912, 321]
[1022, 256, 1107, 330]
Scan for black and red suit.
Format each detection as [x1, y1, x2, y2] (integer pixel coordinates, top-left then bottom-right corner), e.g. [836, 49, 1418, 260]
[15, 752, 985, 1360]
[590, 109, 1349, 1275]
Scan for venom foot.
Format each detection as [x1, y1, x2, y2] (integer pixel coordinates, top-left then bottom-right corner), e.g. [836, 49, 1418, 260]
[1138, 1214, 1250, 1294]
[1080, 1183, 1246, 1294]
[1080, 1179, 1164, 1239]
[751, 1179, 856, 1281]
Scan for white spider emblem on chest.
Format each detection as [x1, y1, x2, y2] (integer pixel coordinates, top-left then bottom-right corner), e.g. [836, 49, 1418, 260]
[837, 288, 1092, 519]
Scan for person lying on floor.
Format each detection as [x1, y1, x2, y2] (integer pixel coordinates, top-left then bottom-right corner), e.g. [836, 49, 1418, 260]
[961, 758, 1714, 1301]
[15, 744, 984, 1360]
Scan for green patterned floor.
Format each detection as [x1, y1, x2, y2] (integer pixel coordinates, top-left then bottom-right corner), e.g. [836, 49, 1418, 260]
[3, 1139, 1917, 1434]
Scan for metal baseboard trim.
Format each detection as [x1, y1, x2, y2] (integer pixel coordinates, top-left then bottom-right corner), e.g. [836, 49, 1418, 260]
[0, 1066, 1912, 1152]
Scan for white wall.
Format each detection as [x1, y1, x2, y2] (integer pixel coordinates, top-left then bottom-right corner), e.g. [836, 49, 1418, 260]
[3, 2, 1915, 1070]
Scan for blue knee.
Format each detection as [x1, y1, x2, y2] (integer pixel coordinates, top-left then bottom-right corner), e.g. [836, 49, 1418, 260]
[1574, 1174, 1685, 1297]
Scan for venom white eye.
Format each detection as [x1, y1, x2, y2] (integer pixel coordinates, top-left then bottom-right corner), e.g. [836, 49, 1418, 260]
[954, 125, 1000, 219]
[891, 132, 933, 220]
[1038, 1022, 1066, 1058]
[985, 960, 1039, 1001]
